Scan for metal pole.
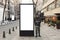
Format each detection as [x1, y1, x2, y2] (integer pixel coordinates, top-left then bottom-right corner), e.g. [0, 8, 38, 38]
[3, 31, 6, 38]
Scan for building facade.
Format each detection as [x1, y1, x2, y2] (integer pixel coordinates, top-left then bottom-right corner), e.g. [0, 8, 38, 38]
[0, 0, 20, 21]
[41, 0, 60, 16]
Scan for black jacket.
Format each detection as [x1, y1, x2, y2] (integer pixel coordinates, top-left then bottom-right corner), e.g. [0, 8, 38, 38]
[34, 17, 41, 26]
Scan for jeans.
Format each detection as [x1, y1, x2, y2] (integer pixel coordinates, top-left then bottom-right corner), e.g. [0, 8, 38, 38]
[35, 26, 40, 37]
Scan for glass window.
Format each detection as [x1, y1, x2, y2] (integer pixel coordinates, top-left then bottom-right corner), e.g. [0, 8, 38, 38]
[56, 0, 60, 8]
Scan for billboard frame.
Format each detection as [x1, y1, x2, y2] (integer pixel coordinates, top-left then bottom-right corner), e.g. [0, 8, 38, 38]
[19, 3, 35, 36]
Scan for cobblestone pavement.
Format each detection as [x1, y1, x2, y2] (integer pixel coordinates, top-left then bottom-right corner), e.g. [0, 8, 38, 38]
[0, 20, 19, 40]
[40, 22, 60, 40]
[0, 21, 60, 40]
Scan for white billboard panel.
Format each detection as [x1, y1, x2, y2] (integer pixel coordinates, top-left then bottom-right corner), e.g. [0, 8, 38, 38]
[20, 5, 33, 30]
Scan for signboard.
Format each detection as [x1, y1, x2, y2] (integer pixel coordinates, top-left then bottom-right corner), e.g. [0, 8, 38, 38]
[20, 5, 33, 30]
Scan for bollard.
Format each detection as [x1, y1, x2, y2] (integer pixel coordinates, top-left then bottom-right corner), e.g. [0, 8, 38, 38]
[3, 31, 6, 38]
[9, 29, 11, 34]
[16, 26, 17, 29]
[12, 27, 14, 31]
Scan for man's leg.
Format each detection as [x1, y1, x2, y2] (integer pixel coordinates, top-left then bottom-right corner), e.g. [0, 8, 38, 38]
[38, 23, 41, 37]
[36, 27, 38, 37]
[38, 27, 40, 37]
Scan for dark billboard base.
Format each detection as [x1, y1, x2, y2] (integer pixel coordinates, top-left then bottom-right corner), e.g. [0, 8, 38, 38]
[20, 30, 34, 36]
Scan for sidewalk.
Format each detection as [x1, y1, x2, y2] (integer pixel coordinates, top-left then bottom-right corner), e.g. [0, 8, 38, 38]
[0, 20, 19, 40]
[0, 21, 60, 40]
[11, 22, 60, 40]
[40, 22, 60, 40]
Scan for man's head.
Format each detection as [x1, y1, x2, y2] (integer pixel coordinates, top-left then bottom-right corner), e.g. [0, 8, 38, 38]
[35, 13, 39, 18]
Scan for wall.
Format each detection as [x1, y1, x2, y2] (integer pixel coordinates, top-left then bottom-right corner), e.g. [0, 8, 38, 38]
[0, 7, 4, 22]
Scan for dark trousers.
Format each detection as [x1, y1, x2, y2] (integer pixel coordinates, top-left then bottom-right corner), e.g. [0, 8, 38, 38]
[35, 25, 40, 37]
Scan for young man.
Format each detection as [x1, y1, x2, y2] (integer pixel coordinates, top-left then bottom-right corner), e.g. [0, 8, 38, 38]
[34, 14, 41, 37]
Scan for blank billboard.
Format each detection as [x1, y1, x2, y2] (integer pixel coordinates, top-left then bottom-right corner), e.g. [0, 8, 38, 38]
[20, 5, 33, 30]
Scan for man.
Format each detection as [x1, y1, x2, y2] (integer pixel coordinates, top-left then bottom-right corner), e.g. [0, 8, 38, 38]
[34, 14, 41, 37]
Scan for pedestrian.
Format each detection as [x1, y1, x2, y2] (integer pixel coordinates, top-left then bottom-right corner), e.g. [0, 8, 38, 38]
[34, 14, 41, 37]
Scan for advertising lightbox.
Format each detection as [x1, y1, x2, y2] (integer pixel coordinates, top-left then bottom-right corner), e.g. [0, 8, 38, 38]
[20, 5, 33, 30]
